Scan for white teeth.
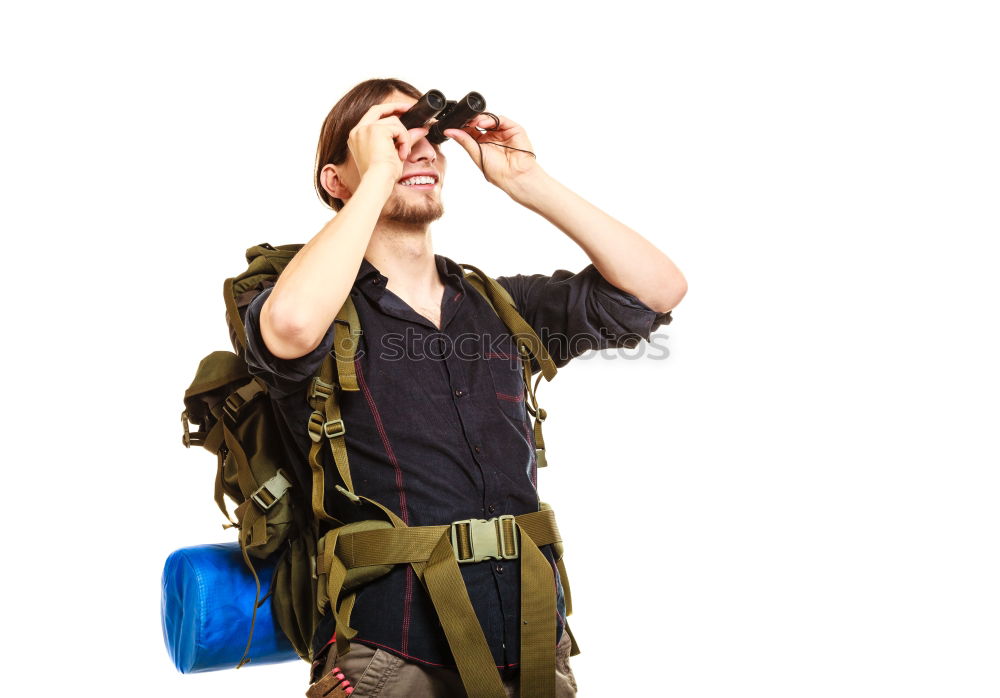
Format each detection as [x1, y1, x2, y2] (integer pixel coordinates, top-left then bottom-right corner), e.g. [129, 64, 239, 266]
[400, 175, 436, 186]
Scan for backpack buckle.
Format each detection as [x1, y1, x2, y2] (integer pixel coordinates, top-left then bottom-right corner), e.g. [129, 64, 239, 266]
[250, 471, 292, 511]
[308, 411, 346, 442]
[180, 410, 204, 448]
[450, 515, 519, 563]
[323, 419, 346, 438]
[222, 392, 247, 423]
[310, 377, 337, 403]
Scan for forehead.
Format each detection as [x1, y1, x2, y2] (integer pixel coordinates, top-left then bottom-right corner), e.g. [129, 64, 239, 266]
[384, 90, 418, 107]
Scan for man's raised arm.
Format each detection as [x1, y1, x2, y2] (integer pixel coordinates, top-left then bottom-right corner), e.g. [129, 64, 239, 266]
[444, 115, 687, 313]
[260, 103, 426, 360]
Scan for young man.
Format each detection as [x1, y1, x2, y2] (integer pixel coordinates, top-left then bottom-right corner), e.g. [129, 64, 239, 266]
[243, 78, 686, 697]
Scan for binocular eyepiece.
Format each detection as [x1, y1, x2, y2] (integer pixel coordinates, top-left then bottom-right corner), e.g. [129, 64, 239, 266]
[400, 90, 487, 145]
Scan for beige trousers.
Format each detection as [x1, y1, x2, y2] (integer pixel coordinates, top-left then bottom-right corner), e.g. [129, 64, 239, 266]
[306, 631, 577, 698]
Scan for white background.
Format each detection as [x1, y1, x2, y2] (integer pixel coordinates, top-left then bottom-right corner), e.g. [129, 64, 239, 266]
[3, 1, 998, 696]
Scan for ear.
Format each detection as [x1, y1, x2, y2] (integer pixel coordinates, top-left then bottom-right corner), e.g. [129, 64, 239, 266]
[320, 164, 353, 202]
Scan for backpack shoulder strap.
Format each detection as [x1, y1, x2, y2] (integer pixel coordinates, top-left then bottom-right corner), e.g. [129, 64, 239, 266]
[304, 294, 363, 522]
[459, 263, 556, 469]
[459, 263, 557, 381]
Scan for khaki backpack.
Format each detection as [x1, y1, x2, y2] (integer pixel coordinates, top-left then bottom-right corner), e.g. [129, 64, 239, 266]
[181, 243, 576, 697]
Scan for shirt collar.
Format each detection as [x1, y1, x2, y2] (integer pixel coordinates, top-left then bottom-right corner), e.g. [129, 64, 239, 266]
[355, 253, 466, 300]
[355, 256, 380, 284]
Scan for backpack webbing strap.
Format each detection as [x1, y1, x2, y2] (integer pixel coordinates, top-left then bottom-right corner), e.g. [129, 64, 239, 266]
[521, 353, 550, 468]
[316, 525, 359, 648]
[305, 298, 363, 521]
[306, 357, 348, 522]
[332, 298, 362, 391]
[226, 441, 279, 668]
[214, 450, 236, 526]
[223, 277, 248, 354]
[316, 496, 413, 659]
[223, 392, 279, 580]
[234, 520, 265, 668]
[424, 533, 514, 697]
[326, 508, 564, 698]
[221, 381, 270, 495]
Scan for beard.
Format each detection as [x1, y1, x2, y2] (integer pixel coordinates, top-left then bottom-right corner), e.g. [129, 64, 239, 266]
[380, 188, 444, 226]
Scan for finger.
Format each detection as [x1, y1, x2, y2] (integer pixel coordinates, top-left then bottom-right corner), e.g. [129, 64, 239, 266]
[368, 117, 408, 161]
[350, 109, 412, 159]
[473, 113, 515, 131]
[398, 126, 430, 160]
[356, 102, 416, 127]
[443, 128, 481, 164]
[372, 115, 410, 144]
[460, 115, 491, 133]
[466, 114, 533, 151]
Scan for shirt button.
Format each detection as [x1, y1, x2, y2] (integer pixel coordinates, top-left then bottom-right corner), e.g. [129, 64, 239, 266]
[487, 503, 495, 513]
[474, 445, 481, 454]
[454, 388, 464, 397]
[495, 564, 504, 574]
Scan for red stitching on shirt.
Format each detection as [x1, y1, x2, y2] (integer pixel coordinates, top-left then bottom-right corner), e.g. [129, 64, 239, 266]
[355, 356, 413, 652]
[495, 392, 523, 402]
[355, 357, 410, 523]
[485, 351, 517, 360]
[402, 566, 415, 651]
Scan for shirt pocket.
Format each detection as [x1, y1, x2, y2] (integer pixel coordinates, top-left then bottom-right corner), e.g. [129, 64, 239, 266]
[485, 337, 528, 424]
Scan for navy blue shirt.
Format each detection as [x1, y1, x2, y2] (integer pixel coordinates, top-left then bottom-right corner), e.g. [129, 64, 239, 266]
[243, 253, 671, 671]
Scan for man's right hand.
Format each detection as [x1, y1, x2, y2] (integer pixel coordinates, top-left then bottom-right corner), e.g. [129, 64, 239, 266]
[347, 102, 430, 186]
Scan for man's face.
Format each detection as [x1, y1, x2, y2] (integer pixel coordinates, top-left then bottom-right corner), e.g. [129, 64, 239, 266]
[337, 90, 446, 226]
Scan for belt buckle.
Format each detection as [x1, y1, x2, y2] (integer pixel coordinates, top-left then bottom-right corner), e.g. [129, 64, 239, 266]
[450, 514, 519, 563]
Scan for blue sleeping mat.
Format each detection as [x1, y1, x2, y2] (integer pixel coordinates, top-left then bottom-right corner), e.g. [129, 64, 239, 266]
[161, 542, 299, 673]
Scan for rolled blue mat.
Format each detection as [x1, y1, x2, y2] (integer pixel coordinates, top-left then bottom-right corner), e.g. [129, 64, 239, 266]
[161, 542, 299, 673]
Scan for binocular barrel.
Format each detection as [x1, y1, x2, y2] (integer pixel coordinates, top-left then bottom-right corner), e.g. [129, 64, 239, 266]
[399, 89, 447, 130]
[397, 90, 488, 145]
[428, 92, 486, 145]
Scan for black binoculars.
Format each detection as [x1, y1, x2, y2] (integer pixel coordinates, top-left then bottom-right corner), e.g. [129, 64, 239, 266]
[400, 90, 487, 145]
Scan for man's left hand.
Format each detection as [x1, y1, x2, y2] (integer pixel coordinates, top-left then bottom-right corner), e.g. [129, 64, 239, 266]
[443, 114, 542, 195]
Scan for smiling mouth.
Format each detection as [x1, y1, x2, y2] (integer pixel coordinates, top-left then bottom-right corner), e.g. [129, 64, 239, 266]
[397, 174, 438, 190]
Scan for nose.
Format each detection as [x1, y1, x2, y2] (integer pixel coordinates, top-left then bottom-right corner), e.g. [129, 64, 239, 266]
[407, 128, 437, 163]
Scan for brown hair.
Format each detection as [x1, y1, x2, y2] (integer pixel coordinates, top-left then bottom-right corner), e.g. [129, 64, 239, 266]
[314, 78, 423, 211]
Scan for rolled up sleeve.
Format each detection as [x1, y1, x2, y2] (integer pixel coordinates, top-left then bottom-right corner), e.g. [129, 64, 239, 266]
[495, 263, 672, 369]
[243, 286, 337, 399]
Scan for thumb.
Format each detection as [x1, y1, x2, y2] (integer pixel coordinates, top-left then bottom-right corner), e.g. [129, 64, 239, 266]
[444, 128, 479, 159]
